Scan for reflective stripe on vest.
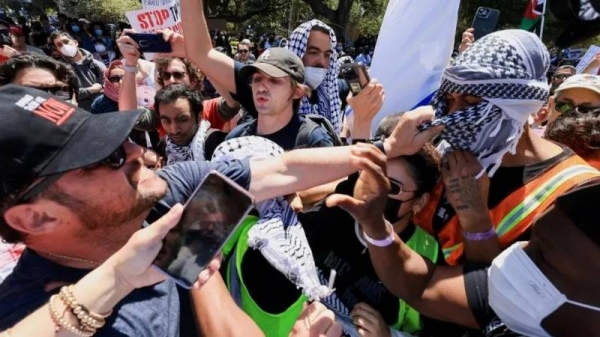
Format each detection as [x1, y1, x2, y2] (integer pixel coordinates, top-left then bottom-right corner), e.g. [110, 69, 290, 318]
[226, 216, 306, 337]
[442, 165, 598, 262]
[413, 154, 600, 265]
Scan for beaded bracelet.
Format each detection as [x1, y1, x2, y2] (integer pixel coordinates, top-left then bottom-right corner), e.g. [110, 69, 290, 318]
[60, 285, 111, 329]
[48, 294, 96, 337]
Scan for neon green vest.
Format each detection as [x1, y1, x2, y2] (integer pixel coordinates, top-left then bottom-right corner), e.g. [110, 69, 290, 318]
[392, 225, 439, 334]
[225, 216, 306, 337]
[224, 217, 439, 336]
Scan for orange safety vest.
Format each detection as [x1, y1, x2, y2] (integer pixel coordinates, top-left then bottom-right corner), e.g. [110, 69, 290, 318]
[415, 154, 600, 266]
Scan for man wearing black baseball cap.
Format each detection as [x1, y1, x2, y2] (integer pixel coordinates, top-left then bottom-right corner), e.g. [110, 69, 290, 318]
[226, 47, 335, 150]
[0, 84, 443, 334]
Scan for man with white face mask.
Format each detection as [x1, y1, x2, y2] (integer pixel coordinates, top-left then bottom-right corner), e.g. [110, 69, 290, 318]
[51, 31, 106, 111]
[180, 0, 373, 134]
[331, 148, 600, 337]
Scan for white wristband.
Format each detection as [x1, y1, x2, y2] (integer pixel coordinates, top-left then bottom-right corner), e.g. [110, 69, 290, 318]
[362, 221, 395, 247]
[123, 64, 137, 73]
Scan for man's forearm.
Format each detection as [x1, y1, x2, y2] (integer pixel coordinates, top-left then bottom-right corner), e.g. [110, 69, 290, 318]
[249, 146, 357, 203]
[191, 273, 264, 337]
[118, 71, 138, 111]
[181, 0, 237, 93]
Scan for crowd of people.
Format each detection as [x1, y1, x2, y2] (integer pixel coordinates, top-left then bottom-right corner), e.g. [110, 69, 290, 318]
[0, 1, 600, 337]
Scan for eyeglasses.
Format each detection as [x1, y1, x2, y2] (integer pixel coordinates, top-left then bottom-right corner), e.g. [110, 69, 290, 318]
[555, 101, 600, 115]
[239, 50, 249, 54]
[28, 85, 73, 101]
[160, 71, 187, 82]
[16, 145, 127, 204]
[108, 75, 124, 83]
[388, 179, 419, 198]
[553, 74, 573, 81]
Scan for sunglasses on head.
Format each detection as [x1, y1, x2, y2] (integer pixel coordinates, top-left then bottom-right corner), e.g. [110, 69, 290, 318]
[28, 85, 73, 101]
[160, 71, 186, 82]
[555, 101, 600, 115]
[553, 74, 573, 80]
[16, 145, 127, 204]
[108, 75, 124, 83]
[389, 179, 419, 198]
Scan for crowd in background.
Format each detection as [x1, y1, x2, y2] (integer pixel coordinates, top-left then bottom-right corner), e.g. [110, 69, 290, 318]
[0, 1, 600, 337]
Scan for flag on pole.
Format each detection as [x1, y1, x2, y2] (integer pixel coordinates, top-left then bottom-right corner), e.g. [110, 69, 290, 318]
[368, 0, 460, 133]
[520, 0, 546, 32]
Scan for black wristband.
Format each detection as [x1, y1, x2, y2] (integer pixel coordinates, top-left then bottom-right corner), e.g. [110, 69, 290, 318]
[372, 139, 386, 155]
[352, 138, 369, 144]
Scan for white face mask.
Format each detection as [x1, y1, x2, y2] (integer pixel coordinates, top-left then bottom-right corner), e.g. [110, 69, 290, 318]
[94, 44, 106, 53]
[60, 44, 78, 58]
[304, 66, 328, 89]
[488, 242, 600, 337]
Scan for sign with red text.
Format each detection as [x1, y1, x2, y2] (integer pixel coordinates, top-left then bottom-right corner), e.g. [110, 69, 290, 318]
[126, 2, 181, 60]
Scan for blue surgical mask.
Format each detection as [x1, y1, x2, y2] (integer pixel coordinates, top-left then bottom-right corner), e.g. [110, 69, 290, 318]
[71, 25, 81, 33]
[94, 29, 103, 36]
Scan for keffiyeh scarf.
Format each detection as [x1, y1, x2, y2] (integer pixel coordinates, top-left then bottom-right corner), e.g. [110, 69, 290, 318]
[421, 30, 550, 177]
[165, 119, 211, 165]
[103, 60, 123, 102]
[288, 20, 343, 134]
[212, 136, 332, 301]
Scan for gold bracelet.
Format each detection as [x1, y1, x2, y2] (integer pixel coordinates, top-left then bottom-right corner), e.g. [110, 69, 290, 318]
[60, 285, 111, 329]
[49, 294, 96, 337]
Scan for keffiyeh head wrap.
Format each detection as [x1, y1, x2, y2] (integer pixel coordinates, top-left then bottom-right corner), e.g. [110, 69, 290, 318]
[212, 136, 332, 301]
[103, 60, 123, 102]
[288, 20, 343, 134]
[165, 119, 211, 165]
[423, 30, 550, 177]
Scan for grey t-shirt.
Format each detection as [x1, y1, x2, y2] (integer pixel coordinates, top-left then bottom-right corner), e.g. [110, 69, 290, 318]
[0, 159, 251, 336]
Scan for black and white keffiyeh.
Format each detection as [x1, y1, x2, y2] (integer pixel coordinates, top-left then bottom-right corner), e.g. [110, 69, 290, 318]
[421, 29, 550, 177]
[165, 119, 211, 165]
[212, 136, 332, 301]
[288, 20, 343, 134]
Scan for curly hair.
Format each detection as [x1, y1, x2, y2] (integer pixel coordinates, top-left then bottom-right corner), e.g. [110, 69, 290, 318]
[0, 53, 80, 101]
[546, 115, 600, 160]
[154, 57, 204, 92]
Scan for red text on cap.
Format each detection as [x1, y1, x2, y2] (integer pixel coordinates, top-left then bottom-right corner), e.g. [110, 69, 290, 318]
[16, 95, 75, 126]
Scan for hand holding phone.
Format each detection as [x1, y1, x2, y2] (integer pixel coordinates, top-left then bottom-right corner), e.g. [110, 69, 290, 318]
[471, 7, 500, 41]
[153, 171, 255, 289]
[126, 32, 172, 54]
[340, 63, 371, 96]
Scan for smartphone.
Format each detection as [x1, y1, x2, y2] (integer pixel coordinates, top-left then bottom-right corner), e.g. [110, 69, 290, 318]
[126, 33, 172, 53]
[340, 63, 370, 96]
[472, 7, 500, 40]
[153, 170, 255, 289]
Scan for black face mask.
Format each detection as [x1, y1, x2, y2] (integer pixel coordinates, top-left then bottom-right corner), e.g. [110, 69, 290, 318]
[383, 196, 417, 224]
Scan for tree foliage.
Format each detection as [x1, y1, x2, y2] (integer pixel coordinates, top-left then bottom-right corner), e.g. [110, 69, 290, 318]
[55, 0, 141, 22]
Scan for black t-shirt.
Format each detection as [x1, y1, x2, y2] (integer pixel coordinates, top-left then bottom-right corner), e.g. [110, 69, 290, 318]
[225, 113, 334, 151]
[430, 148, 574, 259]
[298, 175, 404, 325]
[464, 265, 525, 337]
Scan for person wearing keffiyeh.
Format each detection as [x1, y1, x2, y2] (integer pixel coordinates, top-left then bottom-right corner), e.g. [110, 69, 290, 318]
[287, 19, 344, 134]
[90, 59, 122, 114]
[414, 29, 600, 266]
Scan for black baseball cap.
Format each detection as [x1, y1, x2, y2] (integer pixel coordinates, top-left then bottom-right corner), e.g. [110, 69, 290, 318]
[240, 47, 305, 83]
[0, 85, 142, 196]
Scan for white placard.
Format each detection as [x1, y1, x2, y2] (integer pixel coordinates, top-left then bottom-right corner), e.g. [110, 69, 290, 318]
[576, 45, 600, 74]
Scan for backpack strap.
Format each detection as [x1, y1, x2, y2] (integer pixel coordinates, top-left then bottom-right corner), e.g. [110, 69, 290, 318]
[295, 114, 344, 148]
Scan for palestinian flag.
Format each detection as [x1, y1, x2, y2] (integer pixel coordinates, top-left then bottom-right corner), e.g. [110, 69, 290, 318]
[520, 0, 545, 32]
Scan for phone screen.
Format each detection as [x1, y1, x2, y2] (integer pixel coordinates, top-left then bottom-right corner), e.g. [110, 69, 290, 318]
[153, 171, 254, 288]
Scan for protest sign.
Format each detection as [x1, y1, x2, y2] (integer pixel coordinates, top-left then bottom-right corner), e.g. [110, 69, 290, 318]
[576, 45, 600, 74]
[142, 0, 177, 8]
[126, 2, 181, 60]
